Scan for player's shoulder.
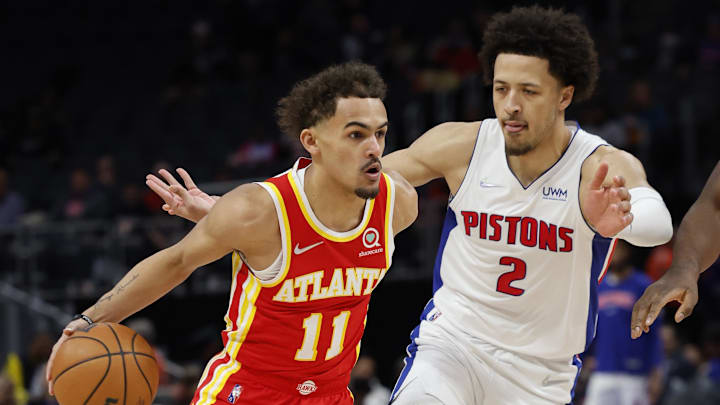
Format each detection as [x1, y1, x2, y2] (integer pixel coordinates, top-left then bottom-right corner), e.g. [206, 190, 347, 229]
[583, 145, 644, 175]
[210, 183, 277, 228]
[424, 121, 482, 142]
[383, 170, 418, 233]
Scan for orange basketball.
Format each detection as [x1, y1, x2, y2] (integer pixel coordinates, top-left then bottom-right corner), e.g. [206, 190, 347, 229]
[50, 322, 159, 405]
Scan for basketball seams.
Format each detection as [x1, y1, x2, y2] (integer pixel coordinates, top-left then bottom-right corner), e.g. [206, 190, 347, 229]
[52, 323, 158, 405]
[106, 324, 128, 405]
[53, 336, 111, 383]
[131, 332, 155, 398]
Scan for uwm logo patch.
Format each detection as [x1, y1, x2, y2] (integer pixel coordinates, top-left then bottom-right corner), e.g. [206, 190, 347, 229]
[542, 186, 568, 201]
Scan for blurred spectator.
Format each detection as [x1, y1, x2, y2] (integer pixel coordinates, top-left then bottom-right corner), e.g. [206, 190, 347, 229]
[0, 375, 16, 405]
[170, 364, 202, 405]
[126, 318, 170, 387]
[52, 168, 108, 220]
[349, 356, 390, 405]
[585, 241, 664, 405]
[25, 334, 54, 405]
[662, 324, 720, 404]
[94, 155, 119, 217]
[0, 168, 25, 226]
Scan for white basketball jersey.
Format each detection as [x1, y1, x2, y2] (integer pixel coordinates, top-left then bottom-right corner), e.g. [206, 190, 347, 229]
[432, 118, 616, 360]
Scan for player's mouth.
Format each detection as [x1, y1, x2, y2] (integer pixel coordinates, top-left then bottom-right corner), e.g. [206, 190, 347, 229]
[503, 120, 527, 133]
[362, 160, 382, 181]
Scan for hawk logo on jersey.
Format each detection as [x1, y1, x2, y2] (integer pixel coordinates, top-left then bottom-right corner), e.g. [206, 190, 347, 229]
[542, 186, 568, 201]
[297, 380, 318, 395]
[227, 384, 243, 403]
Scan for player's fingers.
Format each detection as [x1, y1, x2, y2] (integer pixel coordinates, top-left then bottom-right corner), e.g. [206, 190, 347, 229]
[616, 186, 630, 201]
[176, 168, 198, 190]
[589, 162, 609, 190]
[146, 174, 169, 189]
[169, 184, 192, 202]
[644, 299, 667, 330]
[146, 179, 173, 203]
[618, 200, 631, 213]
[158, 168, 182, 187]
[631, 294, 652, 339]
[623, 212, 633, 227]
[613, 175, 626, 187]
[675, 289, 699, 323]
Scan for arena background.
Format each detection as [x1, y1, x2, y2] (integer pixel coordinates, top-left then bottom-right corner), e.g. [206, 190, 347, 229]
[1, 0, 719, 404]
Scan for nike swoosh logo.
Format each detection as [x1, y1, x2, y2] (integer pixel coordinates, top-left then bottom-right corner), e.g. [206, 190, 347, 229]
[479, 181, 502, 188]
[541, 376, 567, 386]
[294, 241, 324, 255]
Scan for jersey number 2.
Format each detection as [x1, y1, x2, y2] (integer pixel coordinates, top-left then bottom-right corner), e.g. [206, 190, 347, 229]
[496, 256, 526, 296]
[295, 311, 351, 361]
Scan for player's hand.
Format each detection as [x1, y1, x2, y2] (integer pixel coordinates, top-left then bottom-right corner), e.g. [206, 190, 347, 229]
[630, 267, 699, 339]
[46, 319, 90, 395]
[145, 168, 218, 223]
[582, 162, 633, 237]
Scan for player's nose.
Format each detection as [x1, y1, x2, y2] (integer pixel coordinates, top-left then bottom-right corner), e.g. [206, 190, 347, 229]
[365, 136, 382, 158]
[504, 90, 522, 114]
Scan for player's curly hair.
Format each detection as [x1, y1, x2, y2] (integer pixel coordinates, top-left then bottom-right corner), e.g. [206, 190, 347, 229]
[276, 62, 387, 137]
[478, 5, 599, 102]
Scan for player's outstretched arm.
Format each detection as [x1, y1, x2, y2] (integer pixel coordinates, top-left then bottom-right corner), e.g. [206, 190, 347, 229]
[580, 147, 672, 245]
[146, 167, 219, 222]
[382, 122, 479, 193]
[47, 183, 278, 393]
[631, 161, 720, 339]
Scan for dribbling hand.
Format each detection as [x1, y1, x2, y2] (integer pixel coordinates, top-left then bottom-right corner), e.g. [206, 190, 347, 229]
[582, 162, 633, 237]
[46, 319, 90, 395]
[145, 168, 217, 223]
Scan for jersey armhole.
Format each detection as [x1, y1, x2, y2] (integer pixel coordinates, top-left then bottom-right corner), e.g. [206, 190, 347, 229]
[384, 174, 396, 269]
[449, 120, 484, 207]
[251, 181, 292, 286]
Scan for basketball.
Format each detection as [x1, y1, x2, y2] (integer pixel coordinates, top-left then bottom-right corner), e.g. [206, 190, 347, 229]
[50, 322, 159, 405]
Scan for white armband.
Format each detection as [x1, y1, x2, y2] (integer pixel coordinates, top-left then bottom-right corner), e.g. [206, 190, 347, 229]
[616, 187, 673, 246]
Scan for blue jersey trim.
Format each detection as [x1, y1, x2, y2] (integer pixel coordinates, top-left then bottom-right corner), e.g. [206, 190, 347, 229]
[390, 299, 436, 402]
[568, 355, 583, 404]
[392, 208, 457, 401]
[432, 207, 458, 292]
[585, 234, 613, 349]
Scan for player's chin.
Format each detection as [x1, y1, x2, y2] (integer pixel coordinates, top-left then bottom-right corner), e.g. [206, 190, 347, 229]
[354, 185, 379, 199]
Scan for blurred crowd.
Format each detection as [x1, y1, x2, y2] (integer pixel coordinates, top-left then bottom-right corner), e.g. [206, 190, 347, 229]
[1, 0, 720, 404]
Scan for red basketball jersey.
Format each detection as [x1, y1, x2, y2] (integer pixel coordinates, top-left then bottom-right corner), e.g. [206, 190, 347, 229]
[193, 158, 396, 404]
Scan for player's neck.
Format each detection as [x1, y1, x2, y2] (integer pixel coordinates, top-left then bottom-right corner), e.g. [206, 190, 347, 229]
[303, 164, 367, 232]
[506, 120, 571, 187]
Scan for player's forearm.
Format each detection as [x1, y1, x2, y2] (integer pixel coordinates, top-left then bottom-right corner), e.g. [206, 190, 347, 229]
[82, 246, 192, 323]
[382, 149, 440, 187]
[669, 197, 720, 277]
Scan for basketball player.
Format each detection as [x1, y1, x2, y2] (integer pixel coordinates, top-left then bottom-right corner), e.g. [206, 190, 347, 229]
[584, 241, 664, 405]
[144, 7, 674, 404]
[46, 62, 418, 405]
[631, 160, 720, 339]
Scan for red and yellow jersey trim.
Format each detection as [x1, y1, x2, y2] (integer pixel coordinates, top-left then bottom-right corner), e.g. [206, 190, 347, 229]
[196, 275, 262, 405]
[287, 169, 376, 242]
[382, 173, 395, 267]
[232, 181, 293, 288]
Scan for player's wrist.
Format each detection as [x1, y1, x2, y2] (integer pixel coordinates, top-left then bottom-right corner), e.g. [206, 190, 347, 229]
[71, 313, 94, 326]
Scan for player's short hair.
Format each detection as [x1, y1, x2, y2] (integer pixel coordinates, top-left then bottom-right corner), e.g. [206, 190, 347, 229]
[276, 62, 387, 138]
[479, 5, 599, 101]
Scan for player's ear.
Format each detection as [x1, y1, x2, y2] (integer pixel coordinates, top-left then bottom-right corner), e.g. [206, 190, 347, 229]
[300, 128, 319, 155]
[559, 85, 574, 111]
